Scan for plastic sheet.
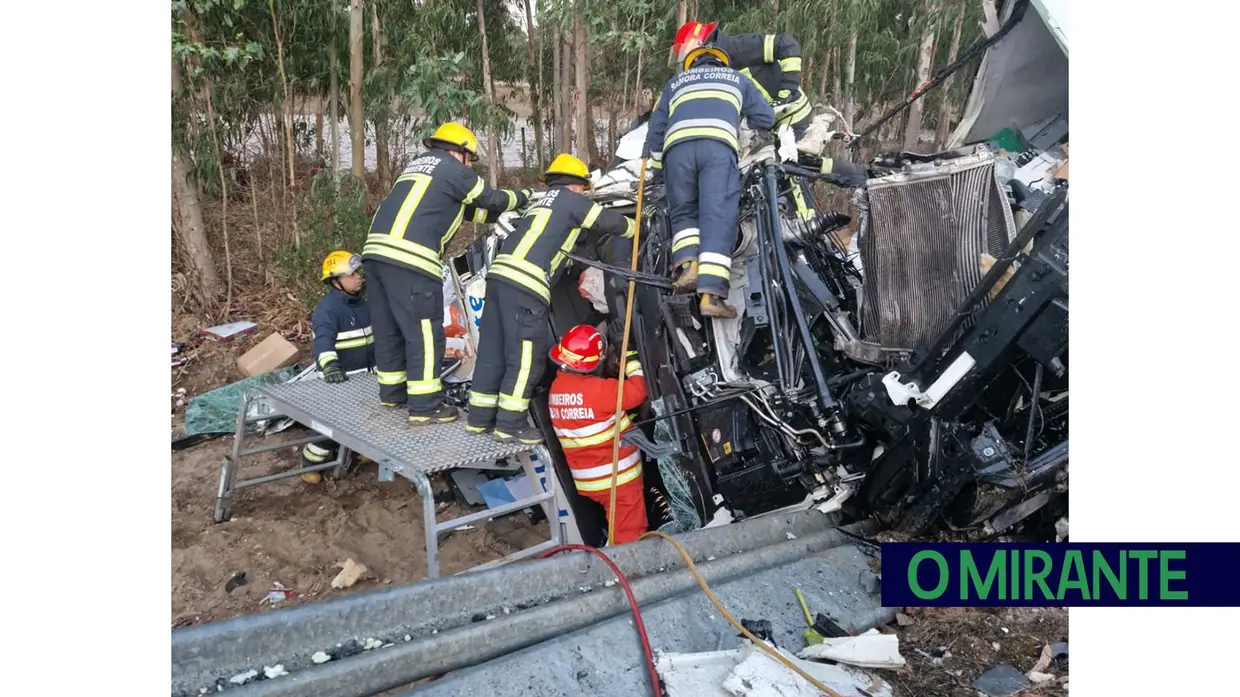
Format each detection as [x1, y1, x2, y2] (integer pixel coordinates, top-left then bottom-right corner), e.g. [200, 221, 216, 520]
[651, 397, 702, 533]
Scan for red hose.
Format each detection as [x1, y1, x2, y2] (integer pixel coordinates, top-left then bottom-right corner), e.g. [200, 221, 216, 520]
[538, 544, 661, 697]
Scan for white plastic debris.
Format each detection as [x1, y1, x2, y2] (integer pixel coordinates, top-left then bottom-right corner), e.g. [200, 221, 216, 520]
[263, 665, 288, 679]
[311, 651, 331, 664]
[363, 637, 384, 650]
[604, 580, 617, 588]
[658, 643, 892, 697]
[404, 635, 412, 642]
[786, 532, 798, 540]
[1029, 671, 1056, 684]
[229, 669, 259, 685]
[797, 628, 906, 669]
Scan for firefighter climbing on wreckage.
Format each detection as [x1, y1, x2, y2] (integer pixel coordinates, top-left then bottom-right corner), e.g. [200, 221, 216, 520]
[362, 122, 531, 426]
[549, 324, 649, 545]
[645, 44, 776, 318]
[300, 250, 375, 484]
[467, 154, 636, 444]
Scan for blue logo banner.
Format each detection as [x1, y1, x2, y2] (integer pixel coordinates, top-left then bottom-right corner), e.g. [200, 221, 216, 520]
[879, 543, 1239, 607]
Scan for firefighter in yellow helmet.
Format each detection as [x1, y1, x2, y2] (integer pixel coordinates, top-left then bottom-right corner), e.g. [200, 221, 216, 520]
[466, 154, 636, 444]
[301, 251, 373, 483]
[362, 123, 532, 425]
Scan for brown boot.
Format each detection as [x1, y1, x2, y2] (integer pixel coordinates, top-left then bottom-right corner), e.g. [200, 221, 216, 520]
[672, 261, 698, 294]
[699, 292, 737, 318]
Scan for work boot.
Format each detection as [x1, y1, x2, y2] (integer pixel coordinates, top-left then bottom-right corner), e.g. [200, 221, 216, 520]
[493, 426, 544, 445]
[301, 472, 322, 484]
[408, 404, 460, 424]
[699, 292, 737, 319]
[465, 422, 495, 435]
[672, 260, 698, 294]
[381, 401, 406, 408]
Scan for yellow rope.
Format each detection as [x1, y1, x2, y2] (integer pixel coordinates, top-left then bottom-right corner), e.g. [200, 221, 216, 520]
[639, 531, 847, 697]
[605, 156, 648, 546]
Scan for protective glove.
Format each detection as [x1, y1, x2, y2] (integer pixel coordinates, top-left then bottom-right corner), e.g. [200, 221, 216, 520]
[650, 166, 664, 186]
[776, 89, 801, 106]
[322, 361, 347, 383]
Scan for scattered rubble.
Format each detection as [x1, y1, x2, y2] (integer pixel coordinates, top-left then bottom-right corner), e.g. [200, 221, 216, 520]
[972, 664, 1031, 696]
[262, 665, 288, 679]
[311, 651, 331, 665]
[798, 629, 906, 669]
[331, 559, 368, 589]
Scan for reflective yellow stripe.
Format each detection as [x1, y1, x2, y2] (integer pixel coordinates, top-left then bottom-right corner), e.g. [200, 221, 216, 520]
[821, 157, 834, 174]
[574, 463, 643, 492]
[559, 415, 634, 449]
[462, 176, 486, 204]
[318, 351, 338, 368]
[499, 340, 533, 412]
[624, 360, 642, 376]
[763, 35, 776, 63]
[513, 208, 553, 259]
[671, 235, 700, 253]
[790, 182, 813, 219]
[488, 264, 552, 303]
[777, 95, 813, 126]
[740, 68, 773, 103]
[362, 242, 443, 277]
[551, 226, 585, 277]
[649, 159, 662, 170]
[670, 90, 741, 115]
[420, 318, 435, 383]
[366, 233, 441, 263]
[699, 263, 731, 279]
[665, 127, 738, 152]
[443, 204, 468, 249]
[469, 392, 499, 408]
[378, 370, 407, 385]
[779, 56, 802, 72]
[389, 173, 433, 239]
[582, 203, 603, 229]
[335, 336, 375, 350]
[505, 190, 516, 209]
[406, 379, 442, 395]
[472, 207, 490, 223]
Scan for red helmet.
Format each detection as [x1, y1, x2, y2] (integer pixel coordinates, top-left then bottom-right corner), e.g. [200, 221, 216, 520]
[673, 21, 717, 55]
[550, 324, 606, 373]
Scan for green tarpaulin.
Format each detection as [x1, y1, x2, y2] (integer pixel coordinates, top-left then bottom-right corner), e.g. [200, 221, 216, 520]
[183, 367, 301, 435]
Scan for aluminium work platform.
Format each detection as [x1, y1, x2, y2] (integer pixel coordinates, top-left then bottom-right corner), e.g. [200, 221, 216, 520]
[213, 372, 563, 579]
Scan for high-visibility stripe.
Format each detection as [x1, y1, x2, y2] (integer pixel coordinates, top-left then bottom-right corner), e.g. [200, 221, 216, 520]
[821, 157, 835, 174]
[763, 35, 776, 63]
[672, 227, 701, 253]
[362, 242, 443, 278]
[667, 117, 738, 140]
[739, 68, 774, 103]
[443, 204, 467, 248]
[779, 56, 802, 72]
[505, 189, 516, 209]
[318, 351, 338, 368]
[665, 126, 738, 152]
[557, 415, 634, 448]
[699, 262, 731, 279]
[675, 81, 743, 101]
[469, 392, 499, 408]
[420, 318, 435, 383]
[572, 449, 641, 480]
[699, 252, 732, 268]
[488, 264, 552, 303]
[378, 370, 407, 385]
[335, 336, 374, 350]
[462, 176, 486, 204]
[649, 159, 663, 170]
[619, 217, 636, 239]
[554, 414, 618, 439]
[624, 360, 643, 377]
[499, 340, 533, 412]
[389, 173, 433, 239]
[406, 379, 442, 395]
[574, 463, 643, 492]
[366, 233, 441, 263]
[582, 203, 603, 229]
[550, 225, 585, 277]
[776, 92, 813, 126]
[651, 151, 663, 162]
[513, 207, 553, 259]
[790, 182, 813, 218]
[336, 327, 373, 341]
[472, 207, 490, 223]
[670, 90, 741, 116]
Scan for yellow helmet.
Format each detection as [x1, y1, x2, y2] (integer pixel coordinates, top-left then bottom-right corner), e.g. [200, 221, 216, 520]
[321, 250, 362, 281]
[423, 122, 480, 160]
[683, 45, 731, 72]
[540, 153, 592, 188]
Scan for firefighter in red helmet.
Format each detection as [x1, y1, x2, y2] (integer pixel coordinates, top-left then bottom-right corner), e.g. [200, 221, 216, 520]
[547, 324, 649, 545]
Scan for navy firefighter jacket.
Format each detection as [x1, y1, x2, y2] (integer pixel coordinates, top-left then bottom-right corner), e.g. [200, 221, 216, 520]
[645, 64, 776, 170]
[311, 288, 375, 372]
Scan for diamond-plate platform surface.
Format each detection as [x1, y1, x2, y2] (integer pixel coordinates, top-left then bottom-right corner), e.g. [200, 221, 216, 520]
[256, 373, 531, 473]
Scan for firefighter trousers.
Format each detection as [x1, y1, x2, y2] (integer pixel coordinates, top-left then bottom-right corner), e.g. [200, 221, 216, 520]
[580, 476, 648, 545]
[363, 260, 446, 415]
[664, 139, 741, 298]
[467, 282, 552, 433]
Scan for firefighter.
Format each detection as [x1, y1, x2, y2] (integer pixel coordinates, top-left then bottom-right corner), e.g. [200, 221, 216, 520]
[301, 251, 374, 484]
[673, 21, 823, 227]
[362, 122, 531, 425]
[548, 324, 649, 545]
[644, 45, 776, 318]
[467, 154, 635, 444]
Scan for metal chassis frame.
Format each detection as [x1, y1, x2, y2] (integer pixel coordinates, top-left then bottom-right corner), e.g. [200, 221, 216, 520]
[213, 389, 563, 579]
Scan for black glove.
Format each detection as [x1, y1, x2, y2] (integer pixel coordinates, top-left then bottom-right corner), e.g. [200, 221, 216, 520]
[776, 89, 801, 106]
[322, 361, 347, 383]
[650, 166, 664, 186]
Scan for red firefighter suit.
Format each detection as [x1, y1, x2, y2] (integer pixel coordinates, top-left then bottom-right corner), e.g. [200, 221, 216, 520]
[548, 352, 649, 544]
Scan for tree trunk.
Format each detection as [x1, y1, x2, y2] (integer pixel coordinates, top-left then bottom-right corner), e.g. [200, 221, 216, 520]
[329, 41, 341, 180]
[560, 28, 574, 153]
[832, 48, 841, 105]
[523, 0, 545, 168]
[372, 4, 391, 189]
[474, 0, 499, 187]
[935, 0, 967, 148]
[573, 2, 589, 160]
[903, 3, 938, 152]
[202, 81, 235, 305]
[348, 0, 365, 183]
[315, 101, 324, 159]
[844, 33, 857, 130]
[671, 0, 687, 67]
[268, 0, 296, 188]
[634, 19, 647, 112]
[608, 100, 619, 160]
[586, 101, 603, 167]
[551, 24, 563, 153]
[818, 49, 830, 102]
[172, 150, 225, 303]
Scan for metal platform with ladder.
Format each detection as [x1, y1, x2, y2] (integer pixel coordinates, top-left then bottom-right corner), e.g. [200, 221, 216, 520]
[213, 372, 567, 578]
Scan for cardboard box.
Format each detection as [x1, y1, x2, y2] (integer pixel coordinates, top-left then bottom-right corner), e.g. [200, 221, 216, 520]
[237, 333, 301, 377]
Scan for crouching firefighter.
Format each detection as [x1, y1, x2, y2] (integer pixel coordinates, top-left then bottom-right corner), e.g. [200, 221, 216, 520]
[362, 122, 530, 425]
[645, 45, 776, 318]
[467, 154, 635, 443]
[548, 324, 649, 545]
[301, 251, 374, 483]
